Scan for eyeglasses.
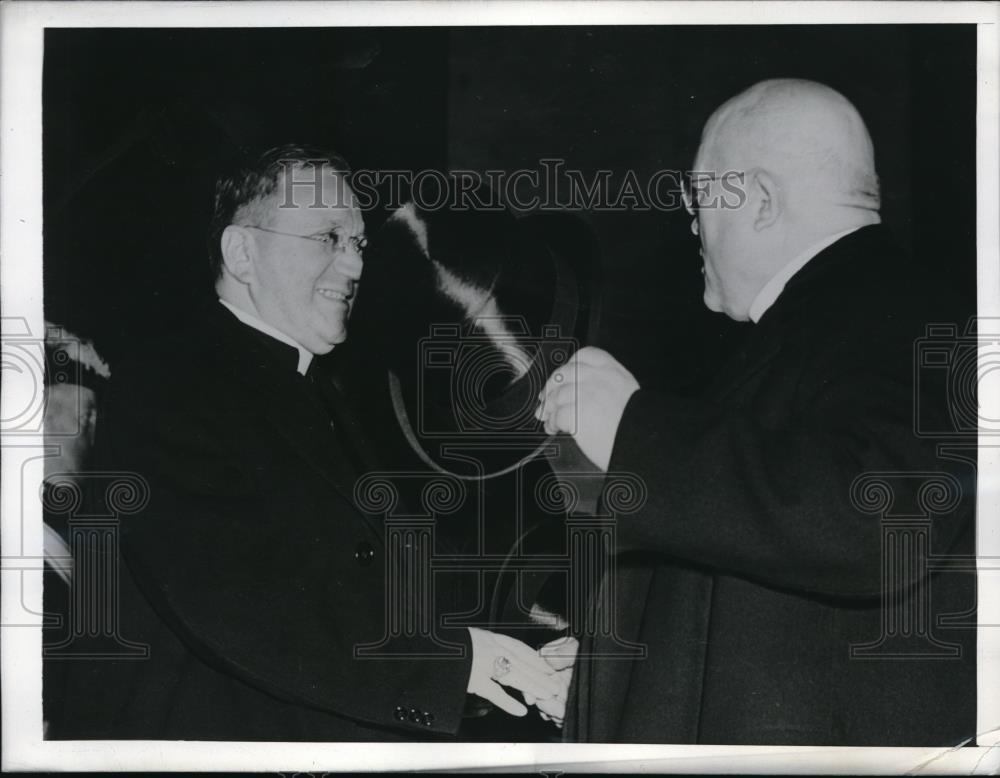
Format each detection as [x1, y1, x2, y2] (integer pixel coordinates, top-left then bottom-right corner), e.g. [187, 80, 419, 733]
[243, 225, 368, 256]
[681, 172, 713, 216]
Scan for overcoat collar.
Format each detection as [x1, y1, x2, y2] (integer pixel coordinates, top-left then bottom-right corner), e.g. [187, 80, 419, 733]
[708, 224, 889, 403]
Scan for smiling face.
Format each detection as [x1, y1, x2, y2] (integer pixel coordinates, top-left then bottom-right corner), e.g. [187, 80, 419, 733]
[241, 167, 365, 353]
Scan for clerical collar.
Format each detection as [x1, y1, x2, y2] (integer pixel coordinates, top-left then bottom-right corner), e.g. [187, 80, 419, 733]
[748, 226, 861, 323]
[218, 298, 314, 375]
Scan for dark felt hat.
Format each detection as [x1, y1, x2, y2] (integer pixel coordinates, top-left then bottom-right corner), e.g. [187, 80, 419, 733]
[349, 183, 601, 478]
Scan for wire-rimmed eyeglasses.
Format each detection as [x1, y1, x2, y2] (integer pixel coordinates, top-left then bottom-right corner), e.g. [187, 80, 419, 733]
[680, 171, 714, 216]
[243, 225, 368, 256]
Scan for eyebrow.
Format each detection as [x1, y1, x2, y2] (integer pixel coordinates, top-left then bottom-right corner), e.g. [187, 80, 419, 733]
[311, 224, 361, 234]
[312, 226, 368, 242]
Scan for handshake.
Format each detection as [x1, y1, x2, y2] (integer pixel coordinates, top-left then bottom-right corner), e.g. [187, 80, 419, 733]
[466, 627, 578, 728]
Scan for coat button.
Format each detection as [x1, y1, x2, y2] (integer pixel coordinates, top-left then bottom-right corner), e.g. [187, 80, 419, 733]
[408, 707, 424, 725]
[424, 712, 434, 726]
[355, 542, 375, 566]
[393, 705, 407, 721]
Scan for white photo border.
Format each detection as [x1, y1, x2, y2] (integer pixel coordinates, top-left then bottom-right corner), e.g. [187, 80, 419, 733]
[2, 1, 998, 773]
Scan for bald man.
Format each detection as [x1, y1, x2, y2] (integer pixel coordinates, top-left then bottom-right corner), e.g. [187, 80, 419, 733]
[538, 80, 975, 745]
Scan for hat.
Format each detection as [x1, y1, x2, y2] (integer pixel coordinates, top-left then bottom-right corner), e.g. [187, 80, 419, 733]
[350, 183, 601, 478]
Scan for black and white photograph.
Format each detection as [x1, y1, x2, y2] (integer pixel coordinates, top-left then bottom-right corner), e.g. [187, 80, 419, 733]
[2, 1, 998, 773]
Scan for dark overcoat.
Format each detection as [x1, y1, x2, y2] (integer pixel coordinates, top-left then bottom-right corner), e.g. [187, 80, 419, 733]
[48, 303, 473, 741]
[567, 226, 977, 746]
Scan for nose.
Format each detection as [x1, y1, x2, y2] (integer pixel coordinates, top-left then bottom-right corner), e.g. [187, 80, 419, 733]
[333, 245, 364, 281]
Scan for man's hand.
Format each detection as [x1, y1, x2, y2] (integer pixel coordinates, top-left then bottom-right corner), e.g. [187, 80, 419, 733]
[467, 627, 563, 717]
[536, 347, 639, 471]
[524, 636, 579, 728]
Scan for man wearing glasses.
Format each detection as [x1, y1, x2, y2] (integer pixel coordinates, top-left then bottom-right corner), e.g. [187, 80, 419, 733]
[48, 145, 566, 740]
[538, 80, 975, 745]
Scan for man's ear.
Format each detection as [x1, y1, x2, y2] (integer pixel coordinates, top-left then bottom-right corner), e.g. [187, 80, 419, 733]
[750, 169, 781, 231]
[220, 225, 256, 285]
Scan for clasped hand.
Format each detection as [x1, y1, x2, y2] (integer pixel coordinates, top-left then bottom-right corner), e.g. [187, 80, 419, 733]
[535, 347, 640, 471]
[467, 628, 578, 728]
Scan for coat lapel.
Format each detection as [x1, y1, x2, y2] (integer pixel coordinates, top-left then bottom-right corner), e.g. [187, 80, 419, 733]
[211, 305, 386, 541]
[707, 226, 887, 404]
[261, 377, 360, 499]
[708, 323, 784, 404]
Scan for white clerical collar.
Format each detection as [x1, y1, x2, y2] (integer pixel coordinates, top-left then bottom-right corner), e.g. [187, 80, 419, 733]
[748, 226, 862, 323]
[218, 298, 313, 375]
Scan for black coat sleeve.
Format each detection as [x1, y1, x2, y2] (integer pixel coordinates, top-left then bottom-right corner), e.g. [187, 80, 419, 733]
[604, 311, 972, 599]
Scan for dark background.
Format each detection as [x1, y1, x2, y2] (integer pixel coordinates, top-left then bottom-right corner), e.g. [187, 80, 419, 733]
[43, 25, 976, 391]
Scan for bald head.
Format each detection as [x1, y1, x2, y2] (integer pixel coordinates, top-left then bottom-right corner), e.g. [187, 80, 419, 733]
[699, 79, 880, 217]
[691, 79, 882, 321]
